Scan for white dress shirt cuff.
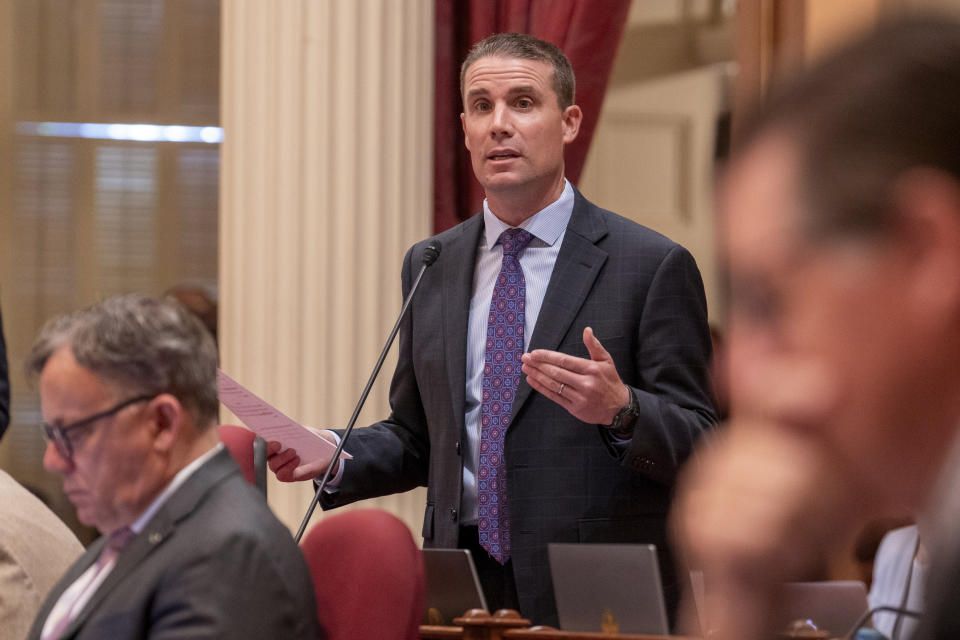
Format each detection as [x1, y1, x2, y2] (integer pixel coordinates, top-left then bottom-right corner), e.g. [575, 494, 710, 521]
[314, 431, 344, 493]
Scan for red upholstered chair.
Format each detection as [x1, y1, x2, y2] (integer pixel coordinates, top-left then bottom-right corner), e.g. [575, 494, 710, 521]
[217, 424, 268, 497]
[301, 509, 425, 640]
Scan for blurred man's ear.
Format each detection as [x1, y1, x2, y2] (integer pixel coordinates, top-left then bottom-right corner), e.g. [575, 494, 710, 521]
[891, 169, 960, 327]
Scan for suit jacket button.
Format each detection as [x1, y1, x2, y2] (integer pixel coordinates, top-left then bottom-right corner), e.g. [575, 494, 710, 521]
[449, 508, 458, 522]
[455, 441, 461, 455]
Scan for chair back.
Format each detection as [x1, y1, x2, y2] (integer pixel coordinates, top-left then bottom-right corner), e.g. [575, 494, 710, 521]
[217, 424, 267, 496]
[301, 509, 425, 640]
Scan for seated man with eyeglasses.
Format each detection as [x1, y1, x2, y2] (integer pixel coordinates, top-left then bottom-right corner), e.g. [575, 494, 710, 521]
[24, 294, 321, 640]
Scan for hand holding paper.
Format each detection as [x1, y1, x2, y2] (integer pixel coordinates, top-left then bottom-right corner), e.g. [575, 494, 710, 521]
[266, 435, 340, 483]
[217, 369, 349, 482]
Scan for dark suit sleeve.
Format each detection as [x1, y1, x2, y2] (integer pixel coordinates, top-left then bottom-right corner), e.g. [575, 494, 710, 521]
[321, 245, 431, 507]
[147, 533, 320, 640]
[609, 244, 716, 485]
[0, 307, 9, 440]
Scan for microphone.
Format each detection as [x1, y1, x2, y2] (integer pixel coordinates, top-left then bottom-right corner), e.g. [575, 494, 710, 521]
[423, 242, 441, 266]
[843, 605, 923, 640]
[294, 240, 442, 542]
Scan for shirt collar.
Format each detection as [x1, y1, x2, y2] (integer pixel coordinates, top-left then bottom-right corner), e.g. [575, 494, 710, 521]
[482, 178, 574, 249]
[129, 442, 224, 534]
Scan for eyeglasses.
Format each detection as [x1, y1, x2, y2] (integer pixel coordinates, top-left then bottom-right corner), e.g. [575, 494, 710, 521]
[42, 394, 155, 461]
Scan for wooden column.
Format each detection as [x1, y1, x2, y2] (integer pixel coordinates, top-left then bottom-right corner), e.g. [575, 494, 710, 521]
[732, 0, 890, 140]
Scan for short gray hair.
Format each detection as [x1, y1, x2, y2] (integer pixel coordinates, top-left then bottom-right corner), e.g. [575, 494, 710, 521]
[460, 32, 575, 110]
[26, 294, 219, 428]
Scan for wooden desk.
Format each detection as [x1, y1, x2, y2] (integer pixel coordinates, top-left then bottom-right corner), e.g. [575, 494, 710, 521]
[420, 625, 466, 639]
[419, 609, 699, 640]
[507, 633, 831, 640]
[504, 631, 696, 639]
[420, 608, 837, 639]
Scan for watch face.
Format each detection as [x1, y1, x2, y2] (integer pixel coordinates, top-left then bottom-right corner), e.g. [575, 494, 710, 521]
[609, 392, 639, 430]
[609, 406, 629, 429]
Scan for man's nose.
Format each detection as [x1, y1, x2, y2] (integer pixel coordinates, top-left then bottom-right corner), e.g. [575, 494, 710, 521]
[489, 103, 513, 138]
[43, 440, 72, 474]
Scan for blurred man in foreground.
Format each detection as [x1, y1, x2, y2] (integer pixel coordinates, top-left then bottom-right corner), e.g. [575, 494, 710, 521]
[675, 16, 960, 640]
[25, 294, 319, 640]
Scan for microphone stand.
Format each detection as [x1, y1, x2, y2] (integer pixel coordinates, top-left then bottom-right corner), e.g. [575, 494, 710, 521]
[295, 242, 441, 543]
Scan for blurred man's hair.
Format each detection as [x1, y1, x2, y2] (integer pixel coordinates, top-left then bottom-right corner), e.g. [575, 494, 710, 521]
[26, 294, 219, 428]
[460, 32, 575, 109]
[738, 16, 960, 239]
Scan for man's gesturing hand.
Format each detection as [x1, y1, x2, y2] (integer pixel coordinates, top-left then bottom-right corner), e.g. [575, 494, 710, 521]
[266, 427, 339, 482]
[521, 327, 630, 425]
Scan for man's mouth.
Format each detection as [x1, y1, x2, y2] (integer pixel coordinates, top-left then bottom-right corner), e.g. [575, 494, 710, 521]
[488, 150, 520, 161]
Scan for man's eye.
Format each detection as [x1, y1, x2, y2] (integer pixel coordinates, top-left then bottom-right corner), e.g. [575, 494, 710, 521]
[474, 102, 491, 112]
[732, 288, 782, 326]
[62, 427, 85, 447]
[516, 98, 532, 108]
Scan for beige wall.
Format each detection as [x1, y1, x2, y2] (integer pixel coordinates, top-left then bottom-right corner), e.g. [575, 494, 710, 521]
[581, 1, 734, 324]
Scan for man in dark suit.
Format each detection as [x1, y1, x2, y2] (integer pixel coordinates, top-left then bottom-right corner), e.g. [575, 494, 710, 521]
[25, 294, 319, 640]
[673, 17, 960, 640]
[270, 33, 715, 626]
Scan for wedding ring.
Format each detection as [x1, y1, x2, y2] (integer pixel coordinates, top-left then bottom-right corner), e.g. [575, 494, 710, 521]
[558, 383, 565, 397]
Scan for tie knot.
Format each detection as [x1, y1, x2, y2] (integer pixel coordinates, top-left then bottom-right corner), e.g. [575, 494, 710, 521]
[498, 228, 534, 258]
[107, 526, 135, 552]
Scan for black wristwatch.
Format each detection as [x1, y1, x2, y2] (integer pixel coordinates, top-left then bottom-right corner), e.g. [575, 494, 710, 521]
[605, 387, 639, 434]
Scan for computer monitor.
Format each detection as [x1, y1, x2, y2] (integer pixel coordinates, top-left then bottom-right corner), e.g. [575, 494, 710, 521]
[549, 543, 669, 635]
[422, 548, 488, 625]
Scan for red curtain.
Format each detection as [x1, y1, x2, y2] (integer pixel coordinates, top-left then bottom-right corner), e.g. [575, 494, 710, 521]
[434, 0, 632, 232]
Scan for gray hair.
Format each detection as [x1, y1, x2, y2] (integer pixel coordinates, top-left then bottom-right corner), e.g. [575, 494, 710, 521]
[460, 32, 575, 110]
[26, 294, 219, 428]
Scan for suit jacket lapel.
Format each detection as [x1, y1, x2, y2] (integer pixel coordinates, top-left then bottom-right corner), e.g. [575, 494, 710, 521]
[31, 542, 104, 639]
[442, 214, 484, 437]
[59, 449, 239, 638]
[511, 190, 609, 419]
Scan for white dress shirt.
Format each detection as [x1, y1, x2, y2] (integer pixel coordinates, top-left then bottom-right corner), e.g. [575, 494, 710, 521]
[460, 180, 574, 524]
[869, 524, 925, 640]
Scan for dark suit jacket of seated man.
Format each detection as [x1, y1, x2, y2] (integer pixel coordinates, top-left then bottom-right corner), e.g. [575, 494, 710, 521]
[269, 33, 716, 627]
[25, 294, 321, 640]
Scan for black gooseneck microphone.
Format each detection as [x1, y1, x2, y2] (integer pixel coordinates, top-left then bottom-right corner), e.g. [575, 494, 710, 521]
[843, 606, 924, 640]
[294, 240, 441, 543]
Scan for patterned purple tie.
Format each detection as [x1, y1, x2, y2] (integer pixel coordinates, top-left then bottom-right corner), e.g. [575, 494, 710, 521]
[478, 227, 533, 564]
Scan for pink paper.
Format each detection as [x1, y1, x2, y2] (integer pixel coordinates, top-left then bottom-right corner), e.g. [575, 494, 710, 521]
[217, 369, 350, 464]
